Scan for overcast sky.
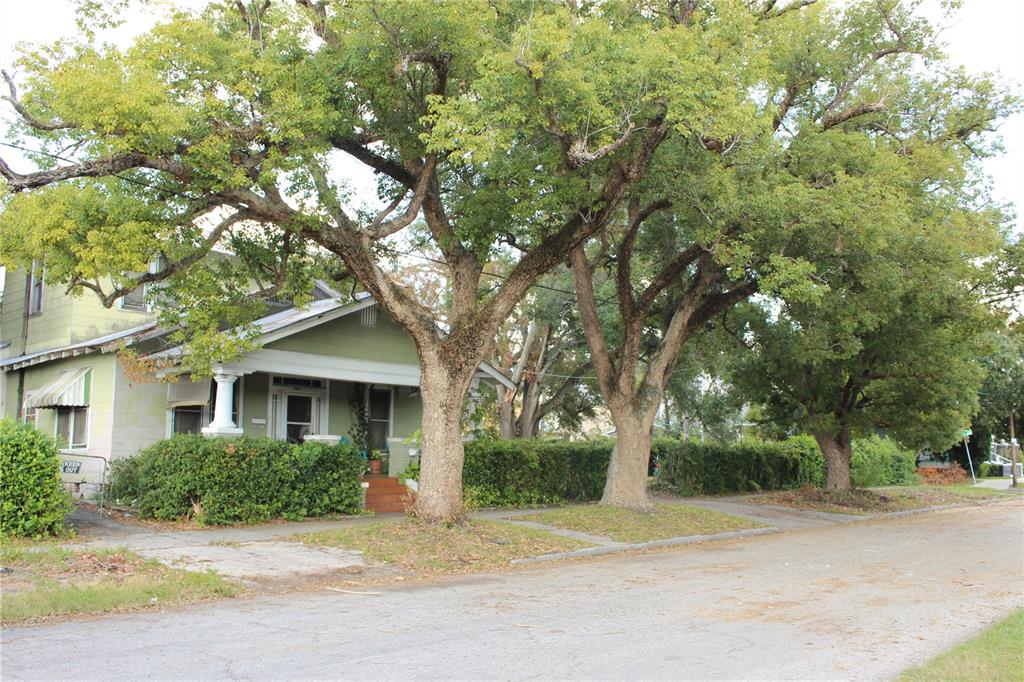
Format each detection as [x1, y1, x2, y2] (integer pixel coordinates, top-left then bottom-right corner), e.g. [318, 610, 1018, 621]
[0, 0, 1022, 235]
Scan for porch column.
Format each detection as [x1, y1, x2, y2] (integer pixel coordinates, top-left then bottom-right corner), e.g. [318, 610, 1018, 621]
[202, 368, 244, 436]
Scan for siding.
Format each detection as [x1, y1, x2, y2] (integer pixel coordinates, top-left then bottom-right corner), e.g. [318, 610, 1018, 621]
[109, 363, 168, 460]
[265, 307, 419, 365]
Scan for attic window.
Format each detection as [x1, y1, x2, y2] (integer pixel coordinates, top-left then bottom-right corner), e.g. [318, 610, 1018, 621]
[120, 285, 147, 312]
[360, 305, 377, 327]
[28, 260, 44, 315]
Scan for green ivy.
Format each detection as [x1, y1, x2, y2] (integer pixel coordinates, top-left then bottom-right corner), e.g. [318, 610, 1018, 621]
[0, 420, 73, 538]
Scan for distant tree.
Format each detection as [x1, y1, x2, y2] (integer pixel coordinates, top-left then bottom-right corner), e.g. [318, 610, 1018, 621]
[973, 326, 1024, 443]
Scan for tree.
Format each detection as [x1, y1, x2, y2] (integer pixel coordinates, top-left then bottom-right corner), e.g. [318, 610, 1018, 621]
[569, 0, 1012, 507]
[0, 0, 759, 521]
[494, 272, 595, 438]
[974, 327, 1024, 443]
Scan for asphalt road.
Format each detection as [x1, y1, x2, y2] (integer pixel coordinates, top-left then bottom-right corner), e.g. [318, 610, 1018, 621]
[3, 500, 1022, 681]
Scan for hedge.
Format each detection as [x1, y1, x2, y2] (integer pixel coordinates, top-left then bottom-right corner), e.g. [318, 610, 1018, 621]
[0, 420, 73, 537]
[653, 435, 825, 496]
[462, 438, 613, 507]
[108, 435, 363, 525]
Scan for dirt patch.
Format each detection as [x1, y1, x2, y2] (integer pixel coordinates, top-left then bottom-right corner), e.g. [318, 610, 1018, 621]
[749, 485, 1007, 515]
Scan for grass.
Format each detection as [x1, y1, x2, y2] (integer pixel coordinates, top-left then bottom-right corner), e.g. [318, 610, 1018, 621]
[0, 541, 240, 624]
[751, 484, 1013, 515]
[296, 519, 590, 574]
[897, 609, 1023, 682]
[514, 503, 765, 543]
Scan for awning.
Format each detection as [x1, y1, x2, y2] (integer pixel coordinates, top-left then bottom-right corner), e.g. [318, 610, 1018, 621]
[28, 367, 91, 408]
[167, 377, 212, 407]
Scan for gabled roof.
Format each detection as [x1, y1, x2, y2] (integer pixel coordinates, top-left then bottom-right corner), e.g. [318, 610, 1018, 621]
[0, 322, 159, 371]
[148, 295, 516, 390]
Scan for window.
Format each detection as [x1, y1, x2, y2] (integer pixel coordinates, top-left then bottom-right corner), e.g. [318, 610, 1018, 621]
[272, 376, 323, 389]
[119, 285, 148, 312]
[171, 405, 204, 434]
[56, 406, 88, 449]
[28, 259, 44, 315]
[368, 387, 391, 451]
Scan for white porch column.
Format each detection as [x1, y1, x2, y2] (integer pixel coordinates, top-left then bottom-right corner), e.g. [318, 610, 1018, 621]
[202, 368, 245, 436]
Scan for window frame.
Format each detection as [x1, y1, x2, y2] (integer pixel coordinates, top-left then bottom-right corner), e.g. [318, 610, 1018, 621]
[55, 406, 89, 450]
[28, 259, 45, 316]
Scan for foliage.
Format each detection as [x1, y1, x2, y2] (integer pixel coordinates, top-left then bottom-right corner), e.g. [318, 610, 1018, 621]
[917, 465, 969, 485]
[461, 438, 613, 508]
[654, 434, 917, 496]
[850, 435, 918, 487]
[0, 420, 73, 538]
[348, 384, 369, 453]
[654, 436, 824, 497]
[108, 435, 363, 524]
[979, 462, 1003, 478]
[972, 327, 1024, 441]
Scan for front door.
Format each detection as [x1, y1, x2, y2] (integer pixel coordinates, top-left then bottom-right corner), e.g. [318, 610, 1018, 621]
[285, 394, 314, 443]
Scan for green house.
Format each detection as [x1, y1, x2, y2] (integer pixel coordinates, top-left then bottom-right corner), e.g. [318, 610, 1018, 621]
[0, 268, 512, 483]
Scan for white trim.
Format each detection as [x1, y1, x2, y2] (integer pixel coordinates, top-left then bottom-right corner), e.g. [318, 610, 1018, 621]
[235, 349, 423, 386]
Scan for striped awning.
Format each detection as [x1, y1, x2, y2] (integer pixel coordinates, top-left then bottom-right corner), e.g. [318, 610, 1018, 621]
[167, 376, 211, 407]
[28, 367, 91, 408]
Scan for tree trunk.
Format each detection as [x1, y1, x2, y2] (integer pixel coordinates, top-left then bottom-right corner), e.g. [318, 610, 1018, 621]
[497, 385, 517, 439]
[600, 406, 657, 510]
[411, 361, 476, 523]
[815, 428, 853, 491]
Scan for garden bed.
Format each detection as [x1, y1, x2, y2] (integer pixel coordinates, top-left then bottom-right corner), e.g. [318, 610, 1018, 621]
[0, 542, 239, 624]
[295, 519, 590, 575]
[512, 503, 765, 543]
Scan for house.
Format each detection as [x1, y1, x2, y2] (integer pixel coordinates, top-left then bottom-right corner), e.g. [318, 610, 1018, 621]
[0, 266, 512, 496]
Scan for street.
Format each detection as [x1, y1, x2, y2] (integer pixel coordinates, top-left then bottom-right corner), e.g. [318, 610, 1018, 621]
[2, 500, 1022, 681]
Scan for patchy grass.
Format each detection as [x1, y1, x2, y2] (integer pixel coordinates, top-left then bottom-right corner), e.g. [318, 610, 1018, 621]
[514, 503, 765, 543]
[751, 485, 1012, 515]
[897, 609, 1023, 682]
[296, 519, 589, 575]
[0, 542, 239, 624]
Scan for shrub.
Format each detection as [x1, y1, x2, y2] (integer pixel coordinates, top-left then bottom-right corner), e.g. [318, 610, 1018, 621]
[0, 420, 73, 537]
[654, 436, 825, 497]
[917, 465, 969, 485]
[462, 438, 613, 507]
[108, 435, 363, 525]
[851, 435, 919, 487]
[979, 462, 1003, 478]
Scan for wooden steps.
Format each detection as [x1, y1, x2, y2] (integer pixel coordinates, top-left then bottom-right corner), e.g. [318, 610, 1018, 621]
[361, 475, 411, 514]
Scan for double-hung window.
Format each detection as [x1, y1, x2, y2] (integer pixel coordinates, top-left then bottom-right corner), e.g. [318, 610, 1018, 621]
[56, 406, 88, 449]
[28, 259, 44, 315]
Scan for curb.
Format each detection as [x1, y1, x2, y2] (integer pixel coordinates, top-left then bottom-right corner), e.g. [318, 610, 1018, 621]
[511, 526, 779, 565]
[862, 494, 1020, 521]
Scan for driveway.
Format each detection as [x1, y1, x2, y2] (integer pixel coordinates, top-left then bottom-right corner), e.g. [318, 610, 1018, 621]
[3, 499, 1021, 681]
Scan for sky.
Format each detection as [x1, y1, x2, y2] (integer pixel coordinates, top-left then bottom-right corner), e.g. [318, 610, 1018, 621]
[0, 0, 1022, 236]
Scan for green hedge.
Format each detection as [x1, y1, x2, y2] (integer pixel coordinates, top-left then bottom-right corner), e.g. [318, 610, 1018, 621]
[653, 435, 825, 496]
[654, 435, 918, 496]
[461, 438, 613, 507]
[850, 435, 918, 487]
[0, 420, 73, 538]
[108, 435, 363, 525]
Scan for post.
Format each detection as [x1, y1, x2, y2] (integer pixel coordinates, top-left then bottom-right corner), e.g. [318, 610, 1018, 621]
[962, 438, 977, 485]
[202, 368, 244, 436]
[1011, 412, 1019, 489]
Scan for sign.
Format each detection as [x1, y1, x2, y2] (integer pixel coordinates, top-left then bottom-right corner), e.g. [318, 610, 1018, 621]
[962, 428, 972, 437]
[61, 461, 82, 475]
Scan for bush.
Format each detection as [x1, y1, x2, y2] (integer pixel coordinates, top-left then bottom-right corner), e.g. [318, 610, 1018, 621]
[654, 435, 825, 496]
[108, 435, 364, 525]
[851, 435, 919, 487]
[979, 462, 1003, 478]
[0, 420, 73, 537]
[917, 465, 969, 485]
[462, 438, 613, 507]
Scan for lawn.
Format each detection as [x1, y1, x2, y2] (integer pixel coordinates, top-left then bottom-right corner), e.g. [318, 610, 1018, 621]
[751, 484, 1013, 515]
[897, 609, 1023, 682]
[0, 542, 239, 624]
[296, 519, 590, 574]
[513, 503, 765, 543]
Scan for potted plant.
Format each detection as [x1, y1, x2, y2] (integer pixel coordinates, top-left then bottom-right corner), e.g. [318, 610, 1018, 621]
[367, 450, 384, 475]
